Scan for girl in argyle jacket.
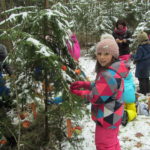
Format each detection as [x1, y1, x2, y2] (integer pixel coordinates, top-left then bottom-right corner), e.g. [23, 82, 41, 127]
[70, 39, 129, 150]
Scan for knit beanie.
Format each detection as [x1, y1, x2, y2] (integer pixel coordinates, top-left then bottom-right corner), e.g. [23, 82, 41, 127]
[137, 31, 149, 44]
[0, 44, 8, 61]
[96, 39, 119, 59]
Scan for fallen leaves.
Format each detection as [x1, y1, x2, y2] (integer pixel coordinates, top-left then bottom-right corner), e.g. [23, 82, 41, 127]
[135, 142, 143, 148]
[135, 132, 144, 138]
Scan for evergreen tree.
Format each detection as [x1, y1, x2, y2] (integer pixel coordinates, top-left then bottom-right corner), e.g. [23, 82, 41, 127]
[0, 3, 86, 150]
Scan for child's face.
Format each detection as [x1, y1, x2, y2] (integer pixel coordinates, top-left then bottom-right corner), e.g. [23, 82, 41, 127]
[96, 52, 113, 67]
[118, 24, 124, 30]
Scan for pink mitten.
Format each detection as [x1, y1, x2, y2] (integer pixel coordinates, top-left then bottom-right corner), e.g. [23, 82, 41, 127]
[70, 89, 90, 96]
[70, 81, 91, 90]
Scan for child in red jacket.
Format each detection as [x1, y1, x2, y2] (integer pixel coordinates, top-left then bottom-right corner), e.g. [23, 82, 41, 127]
[70, 38, 129, 150]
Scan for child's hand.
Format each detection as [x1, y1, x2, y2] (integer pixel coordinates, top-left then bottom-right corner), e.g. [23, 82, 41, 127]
[122, 39, 127, 43]
[70, 81, 90, 90]
[70, 89, 90, 96]
[116, 39, 120, 43]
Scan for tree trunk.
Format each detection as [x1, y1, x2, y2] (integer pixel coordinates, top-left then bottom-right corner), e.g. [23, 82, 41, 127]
[43, 0, 49, 142]
[0, 0, 6, 11]
[44, 70, 49, 141]
[10, 0, 14, 9]
[44, 0, 49, 9]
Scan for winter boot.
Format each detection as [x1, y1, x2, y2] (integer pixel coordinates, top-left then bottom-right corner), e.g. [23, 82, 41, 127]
[121, 110, 128, 126]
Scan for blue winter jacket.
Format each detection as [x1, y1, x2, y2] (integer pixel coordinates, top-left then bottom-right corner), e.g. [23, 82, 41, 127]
[123, 72, 136, 103]
[134, 41, 150, 78]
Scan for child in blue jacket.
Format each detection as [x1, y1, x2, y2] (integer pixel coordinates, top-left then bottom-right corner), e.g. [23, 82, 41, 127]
[133, 31, 150, 95]
[0, 44, 13, 108]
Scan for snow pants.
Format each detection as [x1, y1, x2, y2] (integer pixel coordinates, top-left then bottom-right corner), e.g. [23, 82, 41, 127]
[95, 125, 121, 150]
[125, 103, 137, 122]
[138, 78, 150, 95]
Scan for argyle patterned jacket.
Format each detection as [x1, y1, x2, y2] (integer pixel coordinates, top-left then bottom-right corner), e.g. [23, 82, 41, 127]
[85, 60, 129, 128]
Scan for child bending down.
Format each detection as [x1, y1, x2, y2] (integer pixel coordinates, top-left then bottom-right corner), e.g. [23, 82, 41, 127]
[118, 55, 137, 126]
[121, 71, 137, 126]
[70, 39, 129, 150]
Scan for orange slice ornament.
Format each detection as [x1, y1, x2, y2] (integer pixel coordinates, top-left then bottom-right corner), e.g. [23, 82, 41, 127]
[66, 119, 73, 138]
[22, 120, 31, 128]
[74, 69, 81, 75]
[0, 139, 7, 144]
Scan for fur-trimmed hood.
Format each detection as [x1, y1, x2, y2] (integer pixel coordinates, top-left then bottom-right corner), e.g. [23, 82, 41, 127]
[137, 31, 149, 45]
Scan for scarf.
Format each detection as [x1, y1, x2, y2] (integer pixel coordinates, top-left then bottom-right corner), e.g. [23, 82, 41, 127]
[114, 26, 127, 35]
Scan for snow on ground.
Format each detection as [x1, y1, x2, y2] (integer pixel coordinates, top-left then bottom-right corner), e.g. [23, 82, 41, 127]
[77, 55, 150, 150]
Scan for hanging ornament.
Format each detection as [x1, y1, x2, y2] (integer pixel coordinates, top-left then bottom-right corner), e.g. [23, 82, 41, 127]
[0, 139, 7, 145]
[66, 119, 82, 138]
[47, 96, 64, 104]
[42, 81, 54, 92]
[73, 126, 82, 135]
[27, 103, 37, 120]
[0, 136, 7, 145]
[30, 103, 37, 120]
[22, 120, 31, 128]
[19, 112, 29, 120]
[61, 65, 67, 71]
[66, 119, 72, 138]
[74, 69, 81, 75]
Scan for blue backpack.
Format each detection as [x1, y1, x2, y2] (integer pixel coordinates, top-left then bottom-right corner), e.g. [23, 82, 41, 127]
[123, 72, 136, 103]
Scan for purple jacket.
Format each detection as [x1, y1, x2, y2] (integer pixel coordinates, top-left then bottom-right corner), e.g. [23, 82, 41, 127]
[85, 60, 129, 128]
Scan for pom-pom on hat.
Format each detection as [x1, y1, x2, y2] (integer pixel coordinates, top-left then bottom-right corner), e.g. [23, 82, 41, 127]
[100, 33, 115, 41]
[96, 39, 119, 59]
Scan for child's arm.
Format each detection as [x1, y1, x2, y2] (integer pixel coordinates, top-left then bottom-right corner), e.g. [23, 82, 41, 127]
[84, 72, 118, 104]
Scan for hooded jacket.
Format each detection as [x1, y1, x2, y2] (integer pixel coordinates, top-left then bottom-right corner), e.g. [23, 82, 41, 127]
[85, 60, 129, 128]
[134, 40, 150, 78]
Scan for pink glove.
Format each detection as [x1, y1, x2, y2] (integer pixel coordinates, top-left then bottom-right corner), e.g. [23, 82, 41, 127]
[70, 81, 91, 90]
[70, 89, 90, 96]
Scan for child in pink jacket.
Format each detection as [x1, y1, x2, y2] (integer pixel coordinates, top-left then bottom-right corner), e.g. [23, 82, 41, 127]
[70, 39, 129, 150]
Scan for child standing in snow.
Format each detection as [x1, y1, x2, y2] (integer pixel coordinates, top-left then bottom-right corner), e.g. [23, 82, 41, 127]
[100, 34, 137, 126]
[133, 31, 150, 95]
[70, 38, 129, 150]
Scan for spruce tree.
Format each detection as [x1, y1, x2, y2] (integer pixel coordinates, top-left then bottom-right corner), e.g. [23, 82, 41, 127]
[0, 3, 86, 150]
